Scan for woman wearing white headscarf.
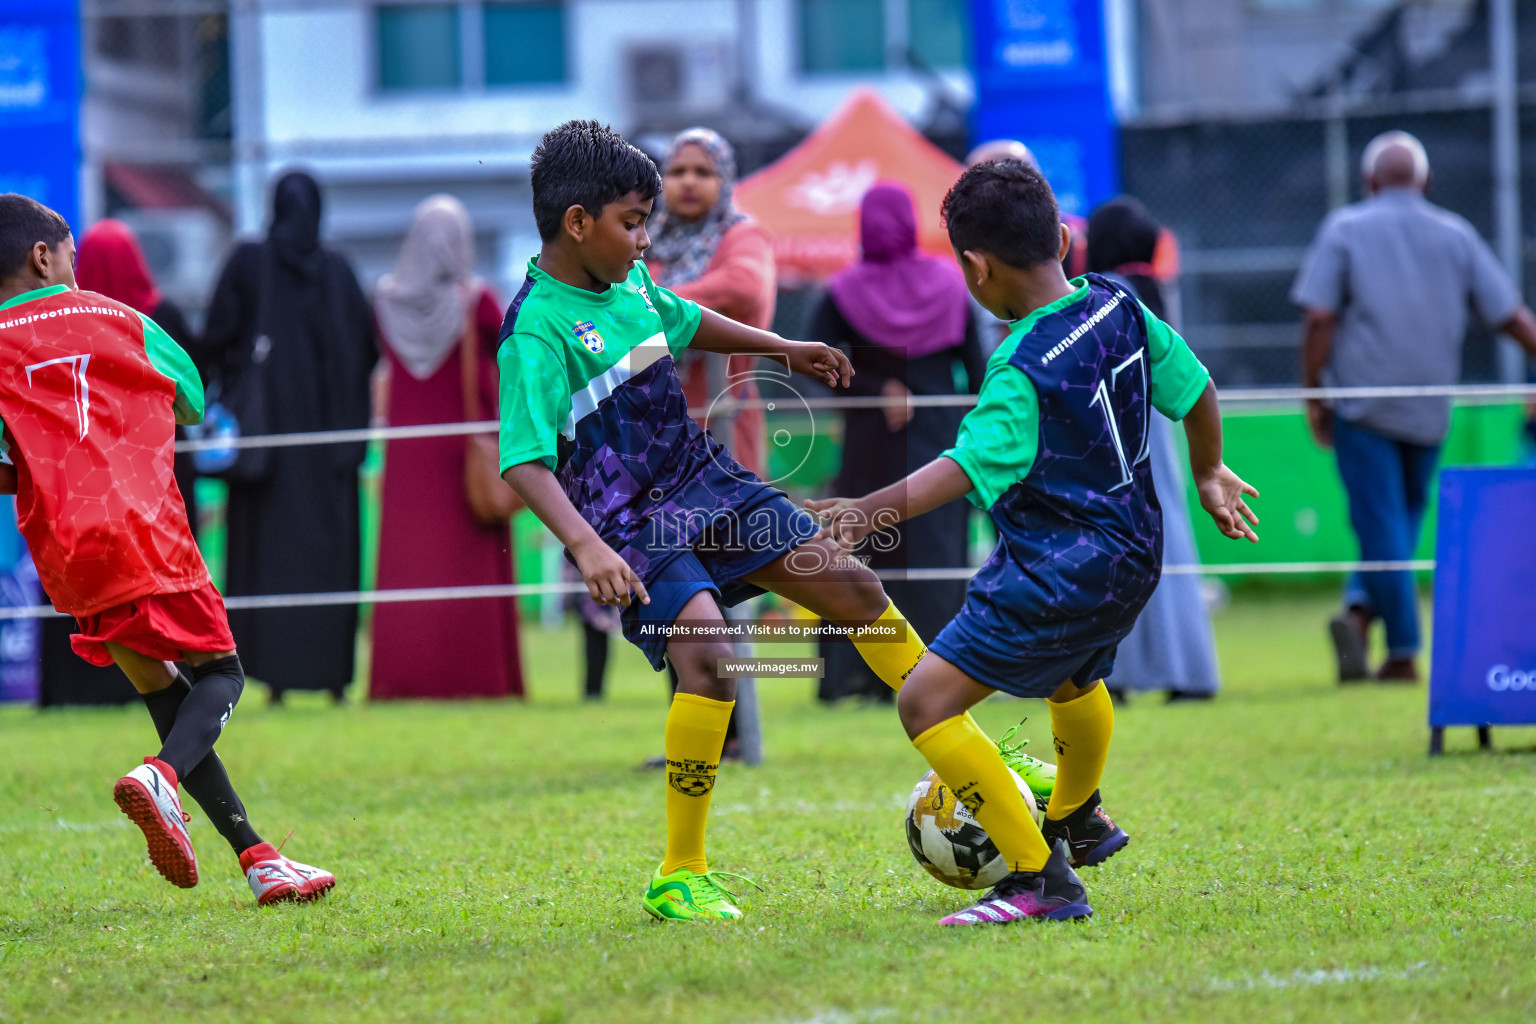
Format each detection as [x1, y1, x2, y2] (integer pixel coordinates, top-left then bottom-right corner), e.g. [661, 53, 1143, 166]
[646, 127, 776, 478]
[370, 195, 524, 700]
[637, 128, 776, 756]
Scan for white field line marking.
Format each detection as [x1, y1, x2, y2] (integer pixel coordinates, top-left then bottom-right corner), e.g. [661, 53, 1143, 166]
[769, 1010, 897, 1024]
[1209, 961, 1435, 991]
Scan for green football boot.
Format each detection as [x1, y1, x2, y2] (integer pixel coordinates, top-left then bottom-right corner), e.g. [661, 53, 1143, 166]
[642, 865, 753, 922]
[997, 721, 1056, 809]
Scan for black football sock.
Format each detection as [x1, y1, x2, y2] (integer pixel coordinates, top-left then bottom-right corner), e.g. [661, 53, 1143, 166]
[143, 669, 262, 855]
[157, 656, 244, 777]
[182, 752, 263, 855]
[141, 674, 193, 741]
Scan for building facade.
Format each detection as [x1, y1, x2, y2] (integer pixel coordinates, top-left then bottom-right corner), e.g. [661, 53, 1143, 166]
[231, 0, 973, 298]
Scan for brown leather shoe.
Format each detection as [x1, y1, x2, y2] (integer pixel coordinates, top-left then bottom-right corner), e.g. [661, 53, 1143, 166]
[1374, 657, 1419, 682]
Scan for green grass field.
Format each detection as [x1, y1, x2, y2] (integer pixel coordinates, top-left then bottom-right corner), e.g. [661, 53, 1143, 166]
[1, 592, 1533, 1024]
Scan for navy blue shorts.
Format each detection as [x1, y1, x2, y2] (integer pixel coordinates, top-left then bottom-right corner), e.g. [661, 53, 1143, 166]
[618, 492, 820, 670]
[929, 610, 1121, 699]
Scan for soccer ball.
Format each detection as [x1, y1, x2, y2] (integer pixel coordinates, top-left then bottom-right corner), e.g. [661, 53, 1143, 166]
[904, 767, 1044, 890]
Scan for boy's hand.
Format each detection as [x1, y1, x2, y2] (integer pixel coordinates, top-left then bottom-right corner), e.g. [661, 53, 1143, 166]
[571, 536, 650, 607]
[784, 341, 854, 388]
[1195, 464, 1260, 543]
[804, 496, 875, 549]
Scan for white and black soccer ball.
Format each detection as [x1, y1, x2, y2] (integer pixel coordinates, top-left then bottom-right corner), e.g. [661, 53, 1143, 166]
[904, 768, 1043, 890]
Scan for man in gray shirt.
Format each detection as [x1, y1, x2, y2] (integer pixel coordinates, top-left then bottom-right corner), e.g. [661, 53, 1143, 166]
[1292, 130, 1536, 682]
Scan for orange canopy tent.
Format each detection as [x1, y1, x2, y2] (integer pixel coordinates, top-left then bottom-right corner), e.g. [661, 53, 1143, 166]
[735, 89, 964, 283]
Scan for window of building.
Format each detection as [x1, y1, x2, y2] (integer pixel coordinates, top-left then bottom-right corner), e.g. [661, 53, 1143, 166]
[799, 0, 886, 73]
[907, 0, 967, 68]
[377, 4, 463, 91]
[484, 1, 566, 86]
[797, 0, 968, 75]
[374, 2, 567, 92]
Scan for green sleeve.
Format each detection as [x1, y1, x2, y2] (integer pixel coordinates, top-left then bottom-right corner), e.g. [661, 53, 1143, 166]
[638, 263, 702, 357]
[140, 312, 204, 425]
[498, 332, 570, 474]
[941, 364, 1040, 510]
[1141, 303, 1210, 421]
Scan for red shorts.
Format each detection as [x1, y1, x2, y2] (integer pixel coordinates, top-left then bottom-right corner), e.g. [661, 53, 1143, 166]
[71, 583, 235, 667]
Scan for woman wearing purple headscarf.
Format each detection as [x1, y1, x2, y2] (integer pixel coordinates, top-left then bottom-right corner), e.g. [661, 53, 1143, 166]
[808, 183, 985, 702]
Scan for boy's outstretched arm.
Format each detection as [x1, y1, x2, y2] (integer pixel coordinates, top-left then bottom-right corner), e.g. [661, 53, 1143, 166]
[689, 306, 854, 389]
[1182, 381, 1260, 543]
[502, 461, 649, 607]
[805, 457, 973, 550]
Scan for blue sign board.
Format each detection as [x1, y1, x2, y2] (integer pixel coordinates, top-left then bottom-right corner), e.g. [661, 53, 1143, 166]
[1428, 468, 1536, 735]
[968, 0, 1118, 217]
[0, 1, 80, 230]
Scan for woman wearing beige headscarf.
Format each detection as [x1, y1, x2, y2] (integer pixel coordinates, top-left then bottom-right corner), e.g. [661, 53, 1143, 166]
[370, 195, 524, 699]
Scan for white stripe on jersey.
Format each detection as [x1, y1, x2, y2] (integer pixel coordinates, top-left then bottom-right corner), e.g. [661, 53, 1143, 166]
[561, 335, 670, 439]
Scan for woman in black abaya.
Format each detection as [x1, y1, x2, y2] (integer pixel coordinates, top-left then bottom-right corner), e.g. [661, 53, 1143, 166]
[807, 183, 985, 702]
[203, 171, 377, 702]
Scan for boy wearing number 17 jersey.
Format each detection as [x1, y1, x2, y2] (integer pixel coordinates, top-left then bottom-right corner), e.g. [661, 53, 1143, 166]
[811, 161, 1261, 926]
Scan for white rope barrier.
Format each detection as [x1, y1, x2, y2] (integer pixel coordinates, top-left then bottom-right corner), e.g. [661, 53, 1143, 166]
[0, 560, 1436, 620]
[8, 381, 1483, 620]
[174, 382, 1536, 454]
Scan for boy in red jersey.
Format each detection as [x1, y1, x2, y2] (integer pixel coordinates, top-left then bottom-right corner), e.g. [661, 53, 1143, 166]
[0, 194, 334, 906]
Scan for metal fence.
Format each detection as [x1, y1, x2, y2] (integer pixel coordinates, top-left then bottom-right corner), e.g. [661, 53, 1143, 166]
[1123, 92, 1533, 388]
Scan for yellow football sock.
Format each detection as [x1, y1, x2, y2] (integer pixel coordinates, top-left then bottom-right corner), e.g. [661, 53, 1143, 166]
[660, 692, 734, 876]
[1046, 681, 1115, 820]
[851, 600, 927, 692]
[913, 712, 1052, 873]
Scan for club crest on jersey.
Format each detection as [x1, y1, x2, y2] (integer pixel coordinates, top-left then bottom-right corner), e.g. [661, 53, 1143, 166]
[573, 320, 605, 354]
[635, 282, 657, 313]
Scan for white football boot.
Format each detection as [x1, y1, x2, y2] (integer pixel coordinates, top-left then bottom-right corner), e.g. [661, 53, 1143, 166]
[240, 840, 337, 907]
[113, 757, 198, 888]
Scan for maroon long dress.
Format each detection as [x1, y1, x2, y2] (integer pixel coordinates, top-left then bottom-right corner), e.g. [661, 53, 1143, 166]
[370, 287, 524, 699]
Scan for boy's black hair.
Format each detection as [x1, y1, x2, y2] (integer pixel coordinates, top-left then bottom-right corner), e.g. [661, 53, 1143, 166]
[0, 194, 71, 280]
[941, 160, 1061, 269]
[530, 120, 663, 241]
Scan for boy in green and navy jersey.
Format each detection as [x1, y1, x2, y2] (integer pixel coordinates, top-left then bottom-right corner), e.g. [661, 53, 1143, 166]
[813, 161, 1260, 926]
[497, 122, 930, 922]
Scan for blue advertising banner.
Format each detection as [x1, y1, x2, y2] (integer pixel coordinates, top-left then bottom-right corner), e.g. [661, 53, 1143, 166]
[968, 0, 1118, 217]
[0, 0, 80, 230]
[1428, 467, 1536, 730]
